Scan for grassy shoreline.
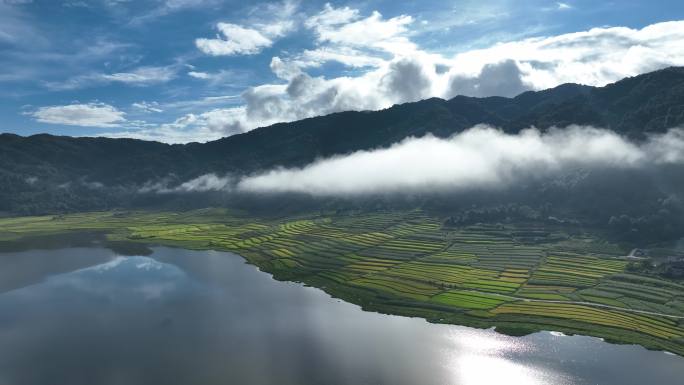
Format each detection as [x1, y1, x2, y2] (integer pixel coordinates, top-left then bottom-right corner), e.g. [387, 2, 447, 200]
[2, 209, 684, 356]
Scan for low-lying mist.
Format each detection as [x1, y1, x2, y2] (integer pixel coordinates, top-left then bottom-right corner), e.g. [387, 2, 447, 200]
[12, 124, 683, 242]
[140, 174, 234, 194]
[235, 125, 684, 196]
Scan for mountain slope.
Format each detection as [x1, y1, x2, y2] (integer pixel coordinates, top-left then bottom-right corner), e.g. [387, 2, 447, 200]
[189, 66, 684, 172]
[2, 66, 684, 214]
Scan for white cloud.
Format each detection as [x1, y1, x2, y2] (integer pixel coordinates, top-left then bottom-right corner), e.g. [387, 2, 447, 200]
[140, 173, 233, 193]
[185, 69, 242, 87]
[114, 5, 684, 144]
[132, 101, 163, 113]
[447, 59, 529, 98]
[100, 65, 177, 84]
[188, 71, 210, 79]
[102, 106, 247, 143]
[31, 103, 126, 128]
[380, 56, 436, 102]
[318, 12, 414, 54]
[196, 23, 273, 56]
[304, 4, 358, 28]
[645, 129, 684, 164]
[304, 4, 416, 61]
[175, 173, 232, 192]
[432, 3, 510, 29]
[293, 47, 385, 69]
[236, 3, 419, 71]
[446, 21, 684, 90]
[556, 2, 572, 10]
[195, 1, 298, 56]
[161, 95, 241, 111]
[238, 126, 684, 196]
[260, 19, 296, 38]
[254, 19, 684, 131]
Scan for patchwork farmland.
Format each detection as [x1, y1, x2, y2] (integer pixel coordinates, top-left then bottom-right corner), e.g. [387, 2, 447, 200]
[2, 209, 684, 355]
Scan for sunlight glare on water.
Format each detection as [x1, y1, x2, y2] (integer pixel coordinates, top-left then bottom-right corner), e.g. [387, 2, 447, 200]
[446, 330, 575, 385]
[1, 247, 684, 385]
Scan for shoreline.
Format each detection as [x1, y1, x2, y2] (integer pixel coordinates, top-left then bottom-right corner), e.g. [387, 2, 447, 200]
[2, 209, 684, 356]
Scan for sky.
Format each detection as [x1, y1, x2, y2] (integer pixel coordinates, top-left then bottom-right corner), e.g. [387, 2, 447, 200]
[2, 0, 684, 144]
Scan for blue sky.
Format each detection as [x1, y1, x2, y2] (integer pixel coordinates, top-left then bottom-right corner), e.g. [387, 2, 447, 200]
[2, 0, 684, 143]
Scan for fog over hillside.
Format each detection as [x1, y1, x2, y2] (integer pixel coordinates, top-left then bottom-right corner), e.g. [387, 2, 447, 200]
[236, 125, 684, 195]
[3, 66, 684, 246]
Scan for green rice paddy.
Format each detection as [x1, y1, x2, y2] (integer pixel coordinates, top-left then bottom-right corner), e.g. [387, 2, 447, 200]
[2, 208, 684, 355]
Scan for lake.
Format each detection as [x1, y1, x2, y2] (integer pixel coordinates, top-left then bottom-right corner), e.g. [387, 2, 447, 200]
[0, 246, 683, 385]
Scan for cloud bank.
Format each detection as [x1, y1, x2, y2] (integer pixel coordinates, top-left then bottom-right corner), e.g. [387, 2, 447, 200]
[124, 13, 684, 143]
[236, 126, 684, 196]
[11, 2, 684, 144]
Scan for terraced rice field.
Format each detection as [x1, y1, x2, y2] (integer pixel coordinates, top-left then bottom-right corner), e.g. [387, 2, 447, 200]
[2, 209, 684, 355]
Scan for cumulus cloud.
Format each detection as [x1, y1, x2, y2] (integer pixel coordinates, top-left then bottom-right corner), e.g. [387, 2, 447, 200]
[304, 3, 358, 28]
[117, 3, 684, 143]
[380, 56, 435, 102]
[196, 23, 274, 56]
[287, 4, 419, 72]
[448, 21, 684, 90]
[30, 103, 126, 127]
[293, 47, 385, 69]
[236, 19, 683, 133]
[147, 53, 443, 140]
[195, 0, 298, 56]
[447, 59, 529, 98]
[237, 126, 684, 196]
[305, 4, 416, 56]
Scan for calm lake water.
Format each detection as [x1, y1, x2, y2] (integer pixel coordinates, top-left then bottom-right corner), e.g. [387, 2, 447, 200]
[0, 247, 683, 385]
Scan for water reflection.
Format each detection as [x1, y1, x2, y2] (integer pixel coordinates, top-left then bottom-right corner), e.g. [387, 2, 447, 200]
[0, 247, 114, 294]
[446, 331, 572, 385]
[0, 247, 683, 385]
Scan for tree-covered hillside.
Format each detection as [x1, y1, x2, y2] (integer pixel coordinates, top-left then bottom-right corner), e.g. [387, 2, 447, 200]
[2, 67, 684, 245]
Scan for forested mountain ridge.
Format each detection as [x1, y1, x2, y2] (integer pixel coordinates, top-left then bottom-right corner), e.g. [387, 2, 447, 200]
[2, 66, 684, 218]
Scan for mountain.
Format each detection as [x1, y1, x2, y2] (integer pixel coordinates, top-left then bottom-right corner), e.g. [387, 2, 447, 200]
[2, 66, 684, 217]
